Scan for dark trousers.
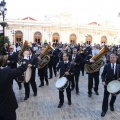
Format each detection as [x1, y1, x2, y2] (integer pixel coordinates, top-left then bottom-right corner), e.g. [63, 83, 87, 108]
[24, 71, 37, 97]
[0, 111, 16, 120]
[59, 83, 71, 104]
[88, 72, 99, 94]
[80, 64, 84, 75]
[48, 63, 57, 78]
[102, 86, 116, 112]
[71, 74, 80, 92]
[38, 67, 48, 85]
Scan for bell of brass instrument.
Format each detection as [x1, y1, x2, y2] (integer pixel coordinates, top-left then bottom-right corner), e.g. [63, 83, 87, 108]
[85, 45, 110, 73]
[38, 43, 54, 69]
[58, 46, 68, 57]
[18, 40, 31, 64]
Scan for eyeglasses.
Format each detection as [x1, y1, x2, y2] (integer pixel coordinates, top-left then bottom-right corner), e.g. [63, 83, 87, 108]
[9, 48, 14, 49]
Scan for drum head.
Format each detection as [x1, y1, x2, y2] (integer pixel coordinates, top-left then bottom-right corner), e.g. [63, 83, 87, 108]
[55, 77, 67, 89]
[24, 67, 32, 83]
[107, 80, 120, 93]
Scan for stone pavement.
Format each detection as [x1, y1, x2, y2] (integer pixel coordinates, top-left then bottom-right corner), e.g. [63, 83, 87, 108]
[13, 69, 120, 120]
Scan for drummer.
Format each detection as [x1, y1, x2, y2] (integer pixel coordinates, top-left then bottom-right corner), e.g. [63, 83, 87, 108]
[56, 52, 74, 108]
[101, 53, 120, 117]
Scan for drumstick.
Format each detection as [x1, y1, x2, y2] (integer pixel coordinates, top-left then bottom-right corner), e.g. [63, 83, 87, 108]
[62, 69, 70, 77]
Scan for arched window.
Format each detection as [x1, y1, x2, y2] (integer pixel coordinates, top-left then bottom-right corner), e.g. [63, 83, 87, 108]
[34, 32, 42, 43]
[85, 34, 92, 45]
[15, 30, 23, 43]
[52, 32, 60, 43]
[70, 34, 77, 44]
[101, 36, 107, 44]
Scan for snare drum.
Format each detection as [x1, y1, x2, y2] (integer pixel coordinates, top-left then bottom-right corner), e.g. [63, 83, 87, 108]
[107, 80, 120, 94]
[55, 77, 69, 91]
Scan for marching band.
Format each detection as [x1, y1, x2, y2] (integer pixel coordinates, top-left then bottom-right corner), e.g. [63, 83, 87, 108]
[1, 39, 120, 119]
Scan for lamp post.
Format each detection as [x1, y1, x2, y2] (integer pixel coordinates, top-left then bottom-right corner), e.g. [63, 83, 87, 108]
[0, 0, 7, 45]
[48, 32, 52, 43]
[11, 30, 16, 45]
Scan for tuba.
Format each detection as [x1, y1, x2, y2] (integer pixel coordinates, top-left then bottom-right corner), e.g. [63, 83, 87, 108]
[18, 40, 31, 64]
[38, 43, 54, 69]
[85, 45, 110, 73]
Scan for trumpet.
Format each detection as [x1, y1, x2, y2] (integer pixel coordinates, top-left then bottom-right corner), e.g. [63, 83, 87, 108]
[58, 46, 68, 57]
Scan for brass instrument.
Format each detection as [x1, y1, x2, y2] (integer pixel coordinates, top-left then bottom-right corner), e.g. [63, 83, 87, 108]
[18, 40, 31, 64]
[38, 43, 54, 69]
[85, 45, 110, 73]
[58, 46, 68, 57]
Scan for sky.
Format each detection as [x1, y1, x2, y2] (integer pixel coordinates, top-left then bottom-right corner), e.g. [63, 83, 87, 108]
[5, 0, 120, 24]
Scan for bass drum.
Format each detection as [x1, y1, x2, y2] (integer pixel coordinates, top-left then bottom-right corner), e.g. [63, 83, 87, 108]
[55, 77, 69, 91]
[107, 80, 120, 94]
[24, 67, 32, 83]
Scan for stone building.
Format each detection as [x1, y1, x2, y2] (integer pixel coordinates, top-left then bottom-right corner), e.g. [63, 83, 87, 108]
[3, 13, 119, 45]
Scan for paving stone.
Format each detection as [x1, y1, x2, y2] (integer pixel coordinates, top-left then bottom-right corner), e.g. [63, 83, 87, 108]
[12, 68, 120, 120]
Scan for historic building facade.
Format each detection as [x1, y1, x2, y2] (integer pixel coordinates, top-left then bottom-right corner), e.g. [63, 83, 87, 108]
[4, 15, 119, 45]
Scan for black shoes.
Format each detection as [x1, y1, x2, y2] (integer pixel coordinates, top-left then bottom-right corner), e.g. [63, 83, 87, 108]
[76, 91, 79, 94]
[71, 88, 74, 91]
[101, 111, 106, 117]
[39, 84, 44, 87]
[95, 91, 99, 95]
[48, 77, 52, 79]
[33, 93, 37, 97]
[68, 102, 71, 105]
[46, 82, 49, 86]
[58, 103, 63, 108]
[24, 96, 29, 100]
[110, 107, 114, 111]
[88, 94, 92, 97]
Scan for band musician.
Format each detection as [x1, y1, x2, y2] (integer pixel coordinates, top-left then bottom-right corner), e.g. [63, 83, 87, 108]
[84, 51, 99, 97]
[101, 53, 120, 117]
[69, 48, 82, 94]
[56, 53, 74, 108]
[0, 51, 29, 120]
[7, 45, 22, 90]
[24, 47, 38, 100]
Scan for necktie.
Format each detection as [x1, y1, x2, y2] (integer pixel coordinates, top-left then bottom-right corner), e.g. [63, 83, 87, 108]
[112, 64, 114, 75]
[29, 56, 31, 60]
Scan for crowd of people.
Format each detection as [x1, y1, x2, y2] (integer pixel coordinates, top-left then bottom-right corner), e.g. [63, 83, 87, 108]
[1, 35, 120, 119]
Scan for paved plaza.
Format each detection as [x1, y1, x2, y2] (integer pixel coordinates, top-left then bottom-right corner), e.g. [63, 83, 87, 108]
[13, 69, 120, 120]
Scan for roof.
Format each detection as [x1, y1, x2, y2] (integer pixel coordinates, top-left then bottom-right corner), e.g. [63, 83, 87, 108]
[22, 17, 36, 21]
[88, 22, 101, 26]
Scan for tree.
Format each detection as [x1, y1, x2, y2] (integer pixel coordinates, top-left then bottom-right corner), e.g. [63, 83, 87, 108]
[0, 22, 9, 28]
[0, 36, 10, 55]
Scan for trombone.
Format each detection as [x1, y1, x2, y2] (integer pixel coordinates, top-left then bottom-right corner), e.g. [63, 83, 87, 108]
[58, 46, 68, 57]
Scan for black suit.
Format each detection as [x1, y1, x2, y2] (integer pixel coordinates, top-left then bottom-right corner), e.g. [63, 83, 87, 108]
[48, 50, 59, 78]
[38, 64, 48, 85]
[84, 54, 99, 95]
[24, 55, 38, 97]
[101, 63, 120, 112]
[69, 54, 82, 92]
[56, 61, 74, 104]
[8, 52, 22, 89]
[0, 59, 28, 120]
[2, 47, 8, 55]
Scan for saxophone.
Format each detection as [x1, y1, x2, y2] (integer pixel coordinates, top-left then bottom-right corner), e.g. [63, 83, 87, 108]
[85, 45, 110, 73]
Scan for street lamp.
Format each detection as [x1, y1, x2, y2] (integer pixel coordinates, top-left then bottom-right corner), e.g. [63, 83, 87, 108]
[11, 30, 16, 45]
[48, 32, 52, 43]
[0, 0, 7, 45]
